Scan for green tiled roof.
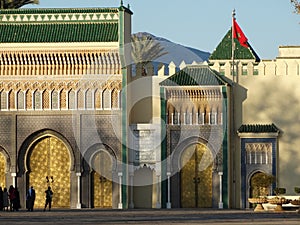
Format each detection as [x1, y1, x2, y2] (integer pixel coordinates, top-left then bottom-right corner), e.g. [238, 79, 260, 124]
[238, 124, 279, 133]
[0, 8, 120, 43]
[0, 22, 118, 43]
[160, 65, 232, 86]
[209, 29, 260, 62]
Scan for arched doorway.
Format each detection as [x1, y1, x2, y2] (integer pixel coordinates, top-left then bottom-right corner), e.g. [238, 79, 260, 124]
[180, 143, 213, 208]
[28, 136, 71, 208]
[92, 150, 113, 208]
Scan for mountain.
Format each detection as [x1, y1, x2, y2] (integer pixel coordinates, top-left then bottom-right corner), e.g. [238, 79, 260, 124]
[133, 32, 210, 67]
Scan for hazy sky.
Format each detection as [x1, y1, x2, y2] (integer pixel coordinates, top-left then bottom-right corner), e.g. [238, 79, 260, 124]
[23, 0, 300, 59]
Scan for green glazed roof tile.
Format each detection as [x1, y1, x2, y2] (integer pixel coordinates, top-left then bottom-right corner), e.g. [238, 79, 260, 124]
[238, 123, 279, 133]
[160, 65, 232, 86]
[209, 28, 260, 62]
[0, 22, 118, 42]
[0, 8, 120, 43]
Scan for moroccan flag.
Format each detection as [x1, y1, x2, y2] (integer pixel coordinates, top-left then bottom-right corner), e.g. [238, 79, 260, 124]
[233, 18, 249, 48]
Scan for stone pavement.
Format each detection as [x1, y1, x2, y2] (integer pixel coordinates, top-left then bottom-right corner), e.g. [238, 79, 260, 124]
[0, 208, 299, 225]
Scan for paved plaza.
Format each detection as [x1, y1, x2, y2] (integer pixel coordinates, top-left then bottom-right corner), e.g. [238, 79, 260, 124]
[0, 208, 299, 225]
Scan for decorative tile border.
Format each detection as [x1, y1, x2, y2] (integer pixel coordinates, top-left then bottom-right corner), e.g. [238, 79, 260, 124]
[0, 13, 119, 23]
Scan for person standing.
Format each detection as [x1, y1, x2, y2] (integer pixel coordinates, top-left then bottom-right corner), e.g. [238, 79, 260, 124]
[0, 187, 3, 211]
[44, 186, 53, 211]
[3, 187, 9, 211]
[8, 185, 16, 211]
[26, 186, 36, 211]
[14, 187, 21, 211]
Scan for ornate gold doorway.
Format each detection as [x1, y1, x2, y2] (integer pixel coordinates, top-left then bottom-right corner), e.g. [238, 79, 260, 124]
[0, 152, 6, 187]
[92, 151, 113, 208]
[181, 143, 213, 208]
[28, 136, 70, 208]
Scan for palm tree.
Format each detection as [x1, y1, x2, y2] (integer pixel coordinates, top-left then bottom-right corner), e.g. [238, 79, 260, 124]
[131, 33, 168, 76]
[0, 0, 39, 9]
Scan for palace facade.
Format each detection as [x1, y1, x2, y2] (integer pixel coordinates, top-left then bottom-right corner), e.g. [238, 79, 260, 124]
[0, 4, 298, 210]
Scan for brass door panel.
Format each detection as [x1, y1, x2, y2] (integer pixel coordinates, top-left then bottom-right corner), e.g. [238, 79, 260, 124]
[93, 173, 112, 208]
[0, 153, 5, 188]
[93, 151, 113, 208]
[29, 137, 70, 208]
[181, 143, 213, 208]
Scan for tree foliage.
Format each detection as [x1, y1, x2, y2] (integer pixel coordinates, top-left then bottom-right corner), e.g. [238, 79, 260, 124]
[291, 0, 300, 14]
[251, 173, 275, 197]
[0, 0, 39, 9]
[131, 33, 168, 65]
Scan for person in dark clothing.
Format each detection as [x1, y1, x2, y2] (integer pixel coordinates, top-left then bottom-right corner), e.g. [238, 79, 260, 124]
[44, 186, 53, 211]
[0, 187, 3, 211]
[14, 187, 20, 211]
[8, 185, 16, 211]
[26, 186, 36, 211]
[2, 187, 9, 211]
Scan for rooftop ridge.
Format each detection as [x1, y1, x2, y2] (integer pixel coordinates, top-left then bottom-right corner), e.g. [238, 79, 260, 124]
[0, 7, 120, 14]
[160, 65, 232, 86]
[0, 8, 120, 23]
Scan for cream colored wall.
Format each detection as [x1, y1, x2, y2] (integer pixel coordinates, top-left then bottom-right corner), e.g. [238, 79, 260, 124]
[211, 46, 300, 195]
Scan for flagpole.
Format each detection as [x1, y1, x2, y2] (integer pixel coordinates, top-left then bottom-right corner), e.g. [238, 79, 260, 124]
[231, 9, 236, 82]
[231, 9, 237, 208]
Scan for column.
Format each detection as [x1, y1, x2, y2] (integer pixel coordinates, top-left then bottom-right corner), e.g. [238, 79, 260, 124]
[49, 90, 52, 110]
[11, 173, 16, 187]
[65, 90, 69, 110]
[214, 112, 217, 125]
[166, 172, 171, 209]
[118, 172, 123, 209]
[6, 91, 9, 110]
[14, 91, 17, 109]
[218, 172, 223, 209]
[23, 91, 26, 110]
[76, 173, 81, 209]
[92, 90, 95, 109]
[156, 174, 161, 208]
[108, 90, 112, 109]
[129, 172, 134, 208]
[74, 90, 78, 109]
[58, 90, 61, 110]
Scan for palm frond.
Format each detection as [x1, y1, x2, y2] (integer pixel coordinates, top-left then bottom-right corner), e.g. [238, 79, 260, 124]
[1, 0, 39, 9]
[131, 34, 168, 65]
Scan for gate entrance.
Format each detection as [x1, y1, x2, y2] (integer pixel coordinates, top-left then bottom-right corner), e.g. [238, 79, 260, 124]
[180, 143, 213, 208]
[92, 151, 113, 208]
[28, 136, 70, 208]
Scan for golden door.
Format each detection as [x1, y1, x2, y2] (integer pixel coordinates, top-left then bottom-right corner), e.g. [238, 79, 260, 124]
[29, 136, 70, 208]
[181, 143, 213, 208]
[93, 151, 112, 208]
[0, 152, 6, 188]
